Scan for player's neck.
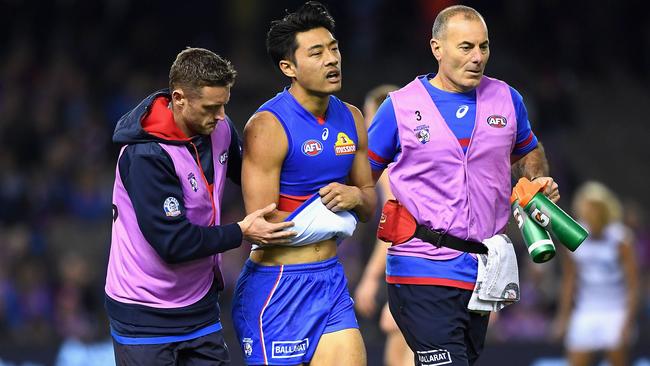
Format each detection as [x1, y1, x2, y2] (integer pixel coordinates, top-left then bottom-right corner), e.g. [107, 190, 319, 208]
[288, 85, 329, 118]
[430, 73, 471, 93]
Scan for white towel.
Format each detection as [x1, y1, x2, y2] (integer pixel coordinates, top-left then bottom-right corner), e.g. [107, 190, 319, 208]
[252, 194, 358, 249]
[467, 234, 520, 314]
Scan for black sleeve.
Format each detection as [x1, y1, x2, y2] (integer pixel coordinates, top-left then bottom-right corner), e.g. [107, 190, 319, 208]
[119, 144, 243, 264]
[225, 118, 243, 185]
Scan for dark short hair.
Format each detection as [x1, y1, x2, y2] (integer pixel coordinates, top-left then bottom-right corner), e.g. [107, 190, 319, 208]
[432, 5, 485, 39]
[169, 47, 237, 95]
[266, 1, 335, 69]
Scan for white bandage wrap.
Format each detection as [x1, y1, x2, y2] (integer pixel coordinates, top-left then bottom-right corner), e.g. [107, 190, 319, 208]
[283, 194, 358, 246]
[252, 194, 358, 249]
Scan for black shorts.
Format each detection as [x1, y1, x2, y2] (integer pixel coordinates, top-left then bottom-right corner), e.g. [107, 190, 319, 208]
[112, 330, 230, 366]
[388, 284, 489, 366]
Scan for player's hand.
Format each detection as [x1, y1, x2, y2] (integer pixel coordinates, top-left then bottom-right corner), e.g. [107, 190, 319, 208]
[532, 176, 560, 203]
[319, 182, 361, 212]
[354, 276, 379, 318]
[238, 203, 296, 245]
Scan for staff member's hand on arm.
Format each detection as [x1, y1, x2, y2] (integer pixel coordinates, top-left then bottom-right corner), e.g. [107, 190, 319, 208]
[238, 203, 296, 245]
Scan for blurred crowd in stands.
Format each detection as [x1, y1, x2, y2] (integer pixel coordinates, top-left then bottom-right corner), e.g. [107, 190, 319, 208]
[0, 0, 648, 364]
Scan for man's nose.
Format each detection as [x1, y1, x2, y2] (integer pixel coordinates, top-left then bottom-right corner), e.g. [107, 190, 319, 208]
[215, 106, 225, 120]
[324, 49, 339, 66]
[470, 48, 484, 64]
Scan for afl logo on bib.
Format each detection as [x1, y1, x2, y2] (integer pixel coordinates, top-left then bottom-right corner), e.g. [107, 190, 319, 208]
[487, 115, 507, 128]
[334, 132, 356, 155]
[302, 139, 323, 156]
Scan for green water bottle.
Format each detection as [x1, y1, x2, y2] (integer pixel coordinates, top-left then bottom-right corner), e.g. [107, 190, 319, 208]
[511, 198, 556, 263]
[513, 178, 589, 252]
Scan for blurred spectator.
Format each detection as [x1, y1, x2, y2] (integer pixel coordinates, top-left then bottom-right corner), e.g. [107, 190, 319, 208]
[354, 84, 414, 366]
[553, 181, 640, 366]
[623, 200, 650, 336]
[54, 253, 99, 341]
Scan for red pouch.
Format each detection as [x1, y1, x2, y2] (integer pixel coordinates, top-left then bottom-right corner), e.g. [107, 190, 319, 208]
[377, 199, 418, 245]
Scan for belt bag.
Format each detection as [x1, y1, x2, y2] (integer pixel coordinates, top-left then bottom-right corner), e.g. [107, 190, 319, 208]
[377, 199, 488, 254]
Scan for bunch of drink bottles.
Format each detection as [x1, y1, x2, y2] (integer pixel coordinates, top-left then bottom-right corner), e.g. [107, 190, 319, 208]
[511, 178, 589, 263]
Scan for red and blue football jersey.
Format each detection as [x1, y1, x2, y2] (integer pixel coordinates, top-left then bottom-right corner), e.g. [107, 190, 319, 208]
[257, 88, 358, 211]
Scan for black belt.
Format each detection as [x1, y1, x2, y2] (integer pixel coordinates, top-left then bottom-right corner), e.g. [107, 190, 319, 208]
[414, 226, 488, 254]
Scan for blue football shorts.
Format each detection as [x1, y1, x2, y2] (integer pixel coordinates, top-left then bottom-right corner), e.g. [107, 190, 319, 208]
[231, 256, 358, 365]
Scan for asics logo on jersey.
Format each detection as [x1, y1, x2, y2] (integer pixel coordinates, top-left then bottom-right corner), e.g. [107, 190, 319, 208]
[456, 105, 469, 118]
[487, 115, 507, 128]
[302, 139, 323, 156]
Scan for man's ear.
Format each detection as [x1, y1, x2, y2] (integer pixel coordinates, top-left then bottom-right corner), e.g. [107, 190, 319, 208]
[430, 38, 442, 62]
[171, 88, 185, 107]
[279, 60, 296, 78]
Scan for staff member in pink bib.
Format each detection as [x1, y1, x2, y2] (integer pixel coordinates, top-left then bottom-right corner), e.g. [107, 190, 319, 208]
[105, 48, 295, 366]
[367, 5, 560, 366]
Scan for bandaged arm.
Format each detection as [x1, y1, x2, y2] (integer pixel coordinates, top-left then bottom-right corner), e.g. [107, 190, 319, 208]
[282, 194, 358, 246]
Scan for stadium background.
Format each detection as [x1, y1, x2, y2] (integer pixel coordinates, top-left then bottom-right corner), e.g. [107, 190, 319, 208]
[0, 0, 648, 364]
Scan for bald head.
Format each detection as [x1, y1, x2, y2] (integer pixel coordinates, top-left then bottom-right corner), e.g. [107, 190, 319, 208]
[432, 5, 486, 39]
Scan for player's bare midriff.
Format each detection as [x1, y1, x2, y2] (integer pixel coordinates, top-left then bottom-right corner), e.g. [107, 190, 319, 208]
[250, 238, 338, 265]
